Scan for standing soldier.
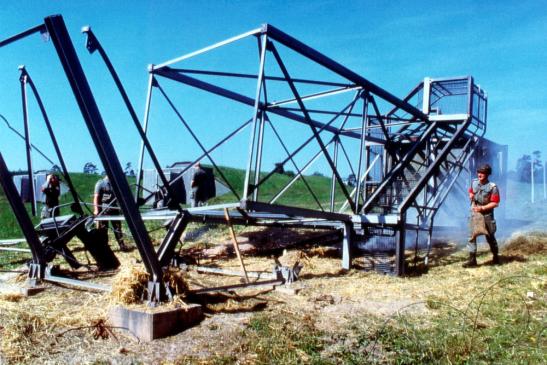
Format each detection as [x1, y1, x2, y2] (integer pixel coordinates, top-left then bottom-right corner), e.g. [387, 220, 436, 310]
[41, 173, 61, 218]
[93, 176, 129, 251]
[190, 162, 207, 207]
[463, 164, 501, 267]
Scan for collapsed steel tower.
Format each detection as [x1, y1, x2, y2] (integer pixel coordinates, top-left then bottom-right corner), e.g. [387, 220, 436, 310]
[138, 24, 488, 275]
[0, 16, 491, 302]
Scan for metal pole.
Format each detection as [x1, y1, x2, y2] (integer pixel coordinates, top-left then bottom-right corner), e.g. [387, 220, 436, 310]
[22, 67, 83, 215]
[531, 156, 535, 203]
[19, 68, 36, 216]
[330, 138, 339, 212]
[396, 212, 406, 276]
[43, 15, 164, 294]
[243, 33, 268, 200]
[135, 73, 155, 200]
[354, 94, 368, 212]
[252, 111, 266, 201]
[543, 161, 547, 199]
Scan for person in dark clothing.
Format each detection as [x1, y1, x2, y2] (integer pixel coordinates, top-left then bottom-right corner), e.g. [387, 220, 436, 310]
[463, 164, 501, 267]
[93, 176, 129, 251]
[41, 173, 61, 218]
[190, 163, 208, 207]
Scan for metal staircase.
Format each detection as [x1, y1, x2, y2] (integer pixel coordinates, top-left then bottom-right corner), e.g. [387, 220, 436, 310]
[356, 76, 487, 274]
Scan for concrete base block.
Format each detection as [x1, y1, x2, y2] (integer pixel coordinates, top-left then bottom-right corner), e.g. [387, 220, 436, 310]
[109, 304, 203, 341]
[19, 285, 47, 296]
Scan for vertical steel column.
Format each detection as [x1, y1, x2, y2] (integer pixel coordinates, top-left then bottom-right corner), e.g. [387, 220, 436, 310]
[22, 67, 83, 215]
[396, 212, 406, 276]
[531, 155, 535, 203]
[43, 16, 164, 294]
[269, 43, 356, 212]
[135, 73, 155, 200]
[422, 77, 431, 114]
[341, 221, 352, 270]
[363, 109, 372, 203]
[252, 111, 266, 201]
[81, 29, 179, 208]
[20, 70, 36, 216]
[243, 33, 268, 200]
[0, 153, 46, 279]
[329, 137, 339, 212]
[544, 161, 546, 200]
[355, 95, 368, 212]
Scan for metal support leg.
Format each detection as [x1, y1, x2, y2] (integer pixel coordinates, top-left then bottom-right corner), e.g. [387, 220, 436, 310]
[20, 67, 83, 215]
[0, 152, 46, 282]
[342, 222, 352, 270]
[396, 213, 406, 276]
[20, 70, 37, 216]
[330, 138, 339, 212]
[157, 212, 190, 267]
[44, 15, 164, 299]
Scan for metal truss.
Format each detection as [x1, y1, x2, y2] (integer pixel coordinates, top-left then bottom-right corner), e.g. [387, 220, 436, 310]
[1, 17, 491, 284]
[0, 16, 171, 302]
[140, 25, 488, 275]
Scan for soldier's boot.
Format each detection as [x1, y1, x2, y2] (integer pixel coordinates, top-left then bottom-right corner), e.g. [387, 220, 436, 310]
[492, 248, 501, 265]
[462, 252, 477, 268]
[118, 240, 130, 252]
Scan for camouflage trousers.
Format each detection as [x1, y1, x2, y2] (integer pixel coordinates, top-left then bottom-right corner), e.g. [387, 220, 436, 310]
[97, 220, 124, 246]
[467, 213, 498, 254]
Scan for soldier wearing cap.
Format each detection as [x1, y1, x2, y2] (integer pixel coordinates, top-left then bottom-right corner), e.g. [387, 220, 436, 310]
[463, 164, 501, 267]
[93, 176, 130, 252]
[41, 173, 61, 218]
[190, 162, 208, 207]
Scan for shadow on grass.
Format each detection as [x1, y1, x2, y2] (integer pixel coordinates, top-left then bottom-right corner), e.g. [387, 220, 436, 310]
[298, 269, 347, 280]
[188, 289, 271, 314]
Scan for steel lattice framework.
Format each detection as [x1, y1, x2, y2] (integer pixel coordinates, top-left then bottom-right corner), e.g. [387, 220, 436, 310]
[0, 16, 492, 303]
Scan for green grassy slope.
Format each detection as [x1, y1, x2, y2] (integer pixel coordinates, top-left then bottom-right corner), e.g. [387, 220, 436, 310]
[0, 169, 346, 239]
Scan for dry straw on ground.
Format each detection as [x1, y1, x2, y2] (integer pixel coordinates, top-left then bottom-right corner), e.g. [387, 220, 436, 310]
[110, 264, 189, 306]
[502, 231, 547, 256]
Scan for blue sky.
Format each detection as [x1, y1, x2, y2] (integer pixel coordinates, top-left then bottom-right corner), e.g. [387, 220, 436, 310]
[1, 0, 546, 175]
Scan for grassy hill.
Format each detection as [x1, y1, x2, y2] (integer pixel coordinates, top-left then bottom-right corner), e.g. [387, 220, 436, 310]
[0, 173, 134, 239]
[0, 168, 344, 239]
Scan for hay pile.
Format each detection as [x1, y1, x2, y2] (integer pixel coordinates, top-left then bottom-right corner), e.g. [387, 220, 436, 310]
[110, 264, 189, 305]
[502, 231, 547, 256]
[110, 265, 150, 305]
[0, 289, 108, 364]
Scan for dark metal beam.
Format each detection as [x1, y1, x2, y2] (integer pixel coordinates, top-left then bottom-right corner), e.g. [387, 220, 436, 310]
[264, 24, 429, 121]
[20, 71, 37, 216]
[268, 42, 357, 212]
[82, 27, 181, 210]
[153, 68, 374, 141]
[20, 67, 83, 215]
[43, 15, 164, 288]
[0, 153, 46, 268]
[0, 24, 46, 48]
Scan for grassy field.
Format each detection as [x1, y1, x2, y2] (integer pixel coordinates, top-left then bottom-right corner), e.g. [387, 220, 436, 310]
[0, 231, 544, 364]
[0, 168, 345, 239]
[0, 172, 544, 364]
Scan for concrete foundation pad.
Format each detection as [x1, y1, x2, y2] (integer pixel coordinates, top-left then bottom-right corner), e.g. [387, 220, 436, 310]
[109, 303, 203, 341]
[19, 285, 47, 296]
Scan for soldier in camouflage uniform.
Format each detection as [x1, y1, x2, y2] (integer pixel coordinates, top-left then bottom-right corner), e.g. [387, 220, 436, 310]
[463, 164, 501, 267]
[93, 176, 130, 252]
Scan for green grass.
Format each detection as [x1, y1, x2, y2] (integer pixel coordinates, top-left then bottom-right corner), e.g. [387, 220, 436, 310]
[206, 165, 348, 209]
[0, 167, 348, 240]
[171, 255, 546, 364]
[0, 174, 136, 239]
